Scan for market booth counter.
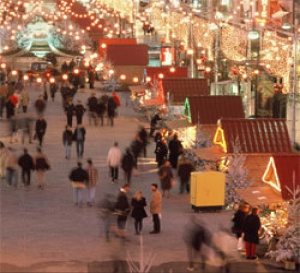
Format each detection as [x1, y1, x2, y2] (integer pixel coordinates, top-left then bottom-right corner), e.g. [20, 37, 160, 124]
[190, 171, 226, 212]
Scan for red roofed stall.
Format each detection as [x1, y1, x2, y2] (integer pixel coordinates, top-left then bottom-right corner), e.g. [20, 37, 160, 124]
[214, 118, 292, 154]
[262, 154, 300, 200]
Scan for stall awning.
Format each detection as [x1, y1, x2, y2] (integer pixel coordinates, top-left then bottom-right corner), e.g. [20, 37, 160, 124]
[161, 119, 193, 130]
[235, 186, 283, 206]
[193, 146, 226, 161]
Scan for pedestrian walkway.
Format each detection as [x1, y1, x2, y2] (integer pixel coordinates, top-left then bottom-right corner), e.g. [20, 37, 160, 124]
[0, 83, 290, 273]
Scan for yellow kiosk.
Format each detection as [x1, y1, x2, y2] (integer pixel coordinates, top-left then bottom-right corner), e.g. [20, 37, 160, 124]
[190, 171, 226, 212]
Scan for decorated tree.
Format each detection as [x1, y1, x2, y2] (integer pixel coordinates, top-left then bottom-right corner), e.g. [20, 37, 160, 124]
[225, 138, 250, 206]
[266, 182, 300, 264]
[192, 123, 211, 149]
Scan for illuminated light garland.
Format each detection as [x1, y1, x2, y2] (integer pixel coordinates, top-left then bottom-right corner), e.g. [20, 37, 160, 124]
[261, 30, 293, 92]
[221, 24, 247, 62]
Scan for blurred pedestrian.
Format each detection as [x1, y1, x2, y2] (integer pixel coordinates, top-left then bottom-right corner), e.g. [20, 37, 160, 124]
[98, 193, 116, 241]
[50, 81, 57, 102]
[158, 161, 174, 198]
[107, 95, 117, 126]
[0, 82, 8, 117]
[73, 123, 86, 159]
[64, 99, 75, 127]
[131, 190, 147, 235]
[121, 147, 135, 185]
[85, 159, 98, 206]
[138, 125, 149, 158]
[20, 88, 30, 113]
[87, 93, 98, 126]
[154, 135, 168, 168]
[168, 133, 183, 169]
[5, 147, 18, 187]
[107, 141, 122, 182]
[243, 207, 261, 260]
[34, 95, 46, 116]
[183, 217, 213, 272]
[97, 98, 106, 126]
[35, 115, 47, 147]
[149, 183, 162, 234]
[115, 184, 131, 238]
[177, 156, 195, 194]
[62, 125, 73, 159]
[69, 162, 89, 207]
[74, 100, 86, 125]
[18, 148, 35, 187]
[150, 113, 161, 138]
[232, 203, 250, 250]
[0, 141, 7, 179]
[34, 147, 50, 190]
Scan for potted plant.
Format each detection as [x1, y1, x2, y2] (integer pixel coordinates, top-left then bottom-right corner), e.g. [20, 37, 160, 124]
[265, 184, 300, 270]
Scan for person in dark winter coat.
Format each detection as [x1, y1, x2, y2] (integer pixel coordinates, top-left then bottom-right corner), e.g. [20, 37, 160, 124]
[69, 162, 89, 206]
[243, 207, 261, 260]
[232, 203, 250, 240]
[158, 161, 174, 198]
[138, 125, 148, 157]
[74, 100, 86, 125]
[107, 96, 117, 126]
[34, 147, 50, 190]
[97, 98, 106, 126]
[121, 148, 135, 184]
[177, 156, 195, 194]
[131, 190, 147, 235]
[168, 133, 183, 169]
[115, 184, 131, 237]
[150, 113, 161, 138]
[154, 135, 168, 168]
[130, 136, 143, 168]
[73, 124, 86, 159]
[87, 93, 98, 126]
[35, 115, 47, 147]
[18, 148, 35, 187]
[64, 99, 75, 127]
[62, 125, 73, 159]
[34, 95, 46, 116]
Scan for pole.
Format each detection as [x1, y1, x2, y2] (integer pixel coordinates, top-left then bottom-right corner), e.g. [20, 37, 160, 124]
[291, 19, 298, 146]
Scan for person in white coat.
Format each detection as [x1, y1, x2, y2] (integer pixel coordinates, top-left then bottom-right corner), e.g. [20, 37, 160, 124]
[107, 141, 122, 182]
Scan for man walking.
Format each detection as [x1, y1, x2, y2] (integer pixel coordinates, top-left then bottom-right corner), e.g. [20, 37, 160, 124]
[115, 184, 130, 238]
[69, 162, 89, 207]
[150, 183, 162, 234]
[35, 115, 47, 147]
[18, 148, 35, 187]
[73, 124, 86, 159]
[107, 141, 122, 182]
[5, 147, 18, 187]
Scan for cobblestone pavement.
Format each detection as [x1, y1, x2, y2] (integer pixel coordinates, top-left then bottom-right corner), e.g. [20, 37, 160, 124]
[0, 83, 291, 272]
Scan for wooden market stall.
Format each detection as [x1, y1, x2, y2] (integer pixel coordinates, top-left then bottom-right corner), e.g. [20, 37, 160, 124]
[213, 118, 292, 154]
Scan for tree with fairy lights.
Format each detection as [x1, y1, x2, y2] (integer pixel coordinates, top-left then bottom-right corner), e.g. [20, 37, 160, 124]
[266, 181, 300, 265]
[225, 138, 250, 206]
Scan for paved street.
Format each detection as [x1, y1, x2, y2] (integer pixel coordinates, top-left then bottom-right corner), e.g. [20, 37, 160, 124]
[0, 83, 291, 273]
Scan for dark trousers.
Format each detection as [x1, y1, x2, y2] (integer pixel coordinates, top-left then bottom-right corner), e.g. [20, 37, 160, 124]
[67, 114, 73, 127]
[124, 169, 132, 184]
[76, 141, 84, 159]
[76, 115, 83, 125]
[134, 219, 143, 234]
[21, 169, 31, 186]
[36, 133, 44, 147]
[152, 214, 160, 232]
[110, 166, 118, 181]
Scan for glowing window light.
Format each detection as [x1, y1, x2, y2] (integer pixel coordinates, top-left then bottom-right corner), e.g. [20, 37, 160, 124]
[262, 157, 282, 193]
[120, 74, 126, 80]
[213, 127, 227, 153]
